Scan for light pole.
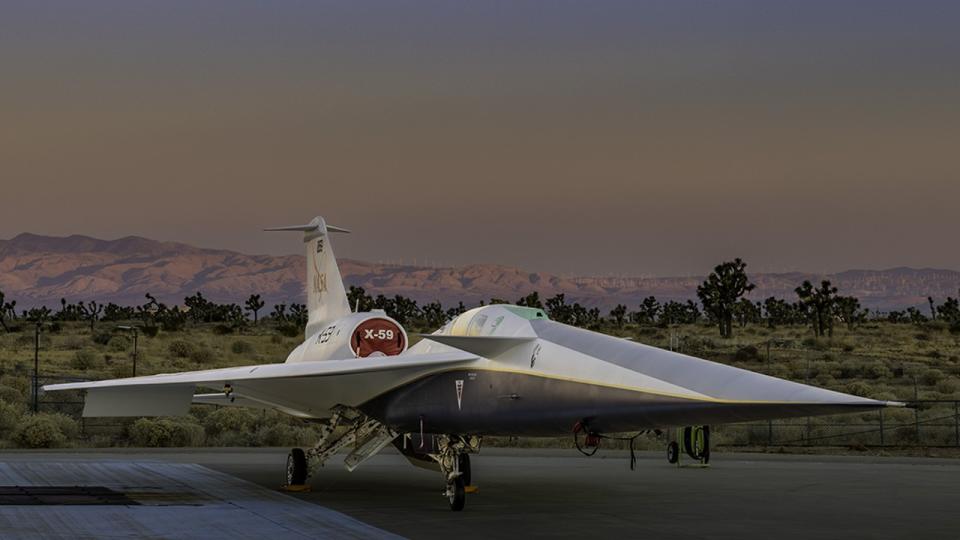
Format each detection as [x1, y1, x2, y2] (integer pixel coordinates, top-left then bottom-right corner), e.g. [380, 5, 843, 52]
[116, 325, 139, 377]
[32, 319, 52, 412]
[33, 321, 41, 413]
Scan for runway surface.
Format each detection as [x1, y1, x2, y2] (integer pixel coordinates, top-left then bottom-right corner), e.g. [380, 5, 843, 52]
[0, 448, 956, 539]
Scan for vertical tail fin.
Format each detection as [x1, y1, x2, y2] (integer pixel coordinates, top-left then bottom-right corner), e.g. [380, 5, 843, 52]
[265, 217, 351, 337]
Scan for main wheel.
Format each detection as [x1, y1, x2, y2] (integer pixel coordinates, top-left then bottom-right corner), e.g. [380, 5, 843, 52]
[448, 476, 465, 511]
[458, 453, 472, 486]
[286, 448, 308, 486]
[701, 426, 711, 464]
[667, 441, 679, 464]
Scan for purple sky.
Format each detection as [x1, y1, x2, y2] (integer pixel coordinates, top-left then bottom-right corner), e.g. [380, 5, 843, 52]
[2, 1, 959, 276]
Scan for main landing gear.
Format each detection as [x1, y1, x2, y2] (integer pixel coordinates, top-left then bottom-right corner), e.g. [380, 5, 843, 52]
[666, 425, 710, 466]
[283, 405, 396, 490]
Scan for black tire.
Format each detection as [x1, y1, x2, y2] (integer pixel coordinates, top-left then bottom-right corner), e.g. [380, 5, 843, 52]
[667, 441, 679, 464]
[449, 476, 466, 511]
[286, 448, 308, 486]
[701, 426, 711, 464]
[458, 453, 472, 486]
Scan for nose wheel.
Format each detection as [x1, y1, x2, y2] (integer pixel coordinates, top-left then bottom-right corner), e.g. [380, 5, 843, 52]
[447, 476, 465, 511]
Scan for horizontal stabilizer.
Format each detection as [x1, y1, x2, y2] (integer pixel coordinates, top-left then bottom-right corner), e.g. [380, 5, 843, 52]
[420, 334, 535, 357]
[264, 222, 349, 234]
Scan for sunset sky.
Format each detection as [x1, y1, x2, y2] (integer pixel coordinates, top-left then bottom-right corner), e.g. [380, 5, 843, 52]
[2, 1, 958, 276]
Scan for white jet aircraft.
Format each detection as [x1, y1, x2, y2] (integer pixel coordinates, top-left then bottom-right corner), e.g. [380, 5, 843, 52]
[45, 216, 900, 511]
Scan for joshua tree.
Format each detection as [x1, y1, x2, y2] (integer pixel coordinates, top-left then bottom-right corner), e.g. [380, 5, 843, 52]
[835, 296, 862, 330]
[633, 296, 661, 325]
[795, 280, 838, 337]
[347, 286, 375, 312]
[79, 300, 104, 332]
[288, 303, 308, 327]
[609, 304, 627, 329]
[271, 303, 288, 322]
[445, 301, 467, 320]
[0, 290, 10, 332]
[545, 294, 573, 324]
[244, 294, 265, 323]
[420, 301, 447, 329]
[696, 258, 755, 338]
[516, 292, 544, 309]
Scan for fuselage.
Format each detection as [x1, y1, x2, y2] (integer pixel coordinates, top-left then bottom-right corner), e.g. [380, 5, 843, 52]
[283, 305, 884, 436]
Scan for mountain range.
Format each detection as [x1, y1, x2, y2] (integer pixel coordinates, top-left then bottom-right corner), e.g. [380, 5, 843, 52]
[1, 233, 958, 312]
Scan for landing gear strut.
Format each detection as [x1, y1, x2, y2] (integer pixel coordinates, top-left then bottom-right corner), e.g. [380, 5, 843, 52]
[283, 405, 396, 488]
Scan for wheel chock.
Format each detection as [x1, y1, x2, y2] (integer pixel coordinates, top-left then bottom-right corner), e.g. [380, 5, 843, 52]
[281, 484, 312, 493]
[464, 485, 479, 494]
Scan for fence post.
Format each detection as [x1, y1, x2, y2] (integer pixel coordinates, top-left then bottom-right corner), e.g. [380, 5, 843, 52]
[879, 408, 884, 446]
[913, 377, 920, 443]
[955, 401, 959, 447]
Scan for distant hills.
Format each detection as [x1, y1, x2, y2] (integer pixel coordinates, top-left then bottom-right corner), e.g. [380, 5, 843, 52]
[1, 233, 958, 312]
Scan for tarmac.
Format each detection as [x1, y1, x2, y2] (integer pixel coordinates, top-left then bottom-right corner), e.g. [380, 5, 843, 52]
[0, 448, 956, 539]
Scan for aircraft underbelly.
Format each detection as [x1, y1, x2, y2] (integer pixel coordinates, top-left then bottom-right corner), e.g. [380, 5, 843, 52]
[361, 369, 884, 436]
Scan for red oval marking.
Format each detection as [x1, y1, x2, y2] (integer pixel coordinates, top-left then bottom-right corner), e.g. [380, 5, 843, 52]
[351, 318, 406, 357]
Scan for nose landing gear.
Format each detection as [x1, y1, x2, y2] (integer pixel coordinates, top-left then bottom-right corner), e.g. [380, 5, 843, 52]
[432, 435, 480, 511]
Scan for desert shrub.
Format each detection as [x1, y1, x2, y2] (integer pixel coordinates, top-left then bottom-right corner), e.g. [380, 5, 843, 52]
[801, 337, 828, 350]
[128, 418, 171, 447]
[277, 324, 301, 338]
[763, 364, 790, 379]
[49, 413, 79, 440]
[203, 407, 256, 437]
[0, 385, 24, 405]
[109, 362, 134, 379]
[935, 379, 958, 395]
[231, 340, 254, 355]
[861, 362, 891, 379]
[129, 418, 204, 447]
[62, 336, 86, 350]
[168, 340, 195, 358]
[841, 342, 856, 352]
[13, 414, 68, 448]
[92, 332, 112, 346]
[920, 369, 945, 386]
[189, 347, 215, 365]
[71, 349, 100, 371]
[141, 326, 159, 337]
[257, 424, 300, 447]
[212, 324, 234, 335]
[872, 391, 898, 401]
[844, 382, 874, 398]
[108, 335, 130, 352]
[168, 419, 206, 446]
[734, 345, 760, 362]
[0, 400, 24, 435]
[270, 334, 283, 344]
[815, 373, 835, 387]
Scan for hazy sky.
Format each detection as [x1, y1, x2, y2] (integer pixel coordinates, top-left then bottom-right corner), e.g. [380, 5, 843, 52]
[2, 1, 958, 276]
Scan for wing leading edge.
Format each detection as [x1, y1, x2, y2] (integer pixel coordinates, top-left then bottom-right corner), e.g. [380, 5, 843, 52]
[43, 351, 477, 417]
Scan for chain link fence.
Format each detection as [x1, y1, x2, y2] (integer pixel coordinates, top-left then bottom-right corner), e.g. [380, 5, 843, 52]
[715, 400, 960, 448]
